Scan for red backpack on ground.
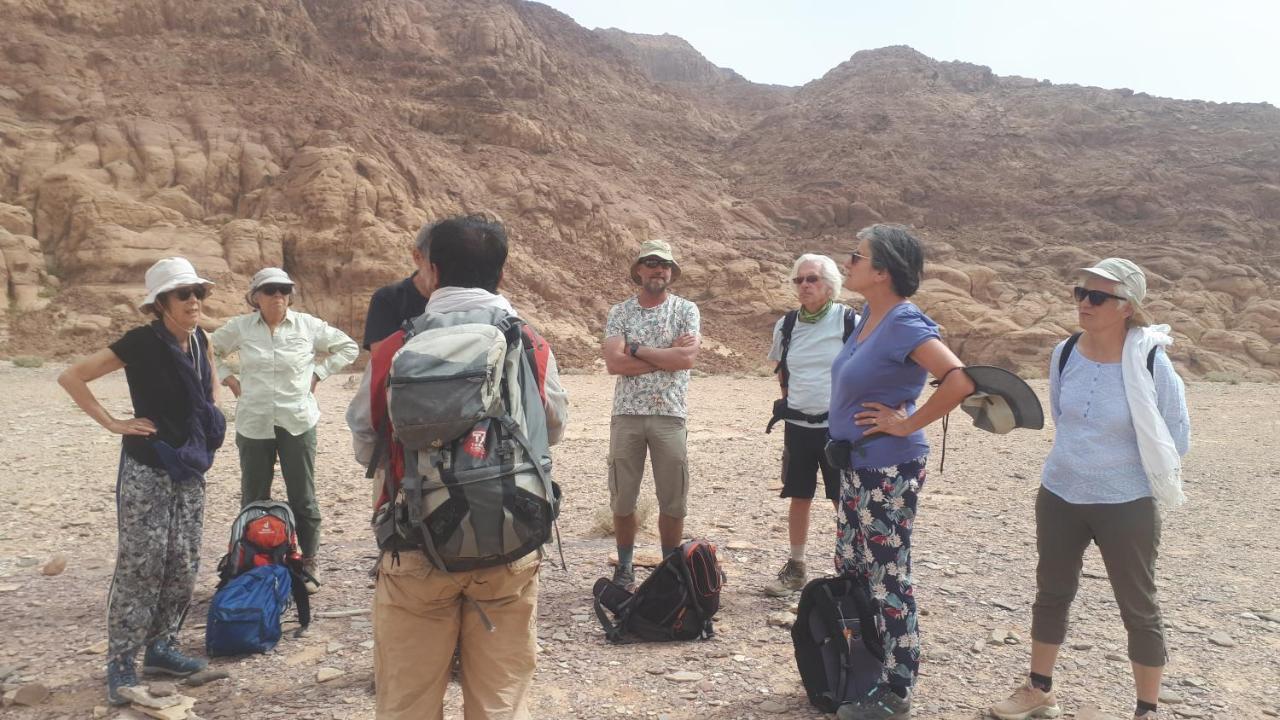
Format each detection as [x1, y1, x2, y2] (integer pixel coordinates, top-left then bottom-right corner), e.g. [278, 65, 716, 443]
[215, 501, 311, 630]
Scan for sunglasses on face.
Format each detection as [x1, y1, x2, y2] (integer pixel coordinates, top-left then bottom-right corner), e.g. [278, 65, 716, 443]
[258, 284, 293, 297]
[1073, 286, 1124, 306]
[640, 257, 674, 269]
[792, 274, 822, 286]
[849, 251, 868, 265]
[170, 285, 208, 301]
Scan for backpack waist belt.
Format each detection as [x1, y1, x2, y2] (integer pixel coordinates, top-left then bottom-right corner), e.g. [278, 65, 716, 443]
[766, 398, 829, 434]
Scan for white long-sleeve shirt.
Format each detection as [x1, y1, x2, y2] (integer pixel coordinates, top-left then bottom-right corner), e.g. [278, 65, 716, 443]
[211, 310, 359, 439]
[1042, 341, 1190, 504]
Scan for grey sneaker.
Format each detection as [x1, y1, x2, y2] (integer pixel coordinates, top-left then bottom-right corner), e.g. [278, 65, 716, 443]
[142, 640, 207, 677]
[301, 556, 321, 594]
[763, 559, 807, 596]
[611, 563, 636, 591]
[106, 653, 138, 706]
[837, 686, 911, 720]
[989, 683, 1062, 719]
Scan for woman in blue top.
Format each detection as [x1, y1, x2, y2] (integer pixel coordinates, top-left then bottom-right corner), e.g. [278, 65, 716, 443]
[989, 258, 1190, 720]
[830, 225, 974, 720]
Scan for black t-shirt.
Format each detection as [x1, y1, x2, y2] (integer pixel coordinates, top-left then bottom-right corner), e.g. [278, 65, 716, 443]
[109, 323, 208, 467]
[362, 273, 428, 349]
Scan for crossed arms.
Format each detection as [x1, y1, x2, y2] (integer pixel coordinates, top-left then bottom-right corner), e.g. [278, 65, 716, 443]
[602, 333, 700, 376]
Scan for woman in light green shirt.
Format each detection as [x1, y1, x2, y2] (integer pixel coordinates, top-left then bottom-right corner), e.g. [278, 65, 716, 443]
[211, 267, 358, 593]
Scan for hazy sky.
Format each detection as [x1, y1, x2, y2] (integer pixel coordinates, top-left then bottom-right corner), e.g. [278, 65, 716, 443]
[539, 0, 1280, 106]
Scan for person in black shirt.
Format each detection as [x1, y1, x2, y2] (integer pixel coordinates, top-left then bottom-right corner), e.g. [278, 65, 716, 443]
[58, 257, 225, 706]
[361, 223, 433, 349]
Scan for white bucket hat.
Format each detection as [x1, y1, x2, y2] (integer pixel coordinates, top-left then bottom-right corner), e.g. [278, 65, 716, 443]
[140, 257, 214, 310]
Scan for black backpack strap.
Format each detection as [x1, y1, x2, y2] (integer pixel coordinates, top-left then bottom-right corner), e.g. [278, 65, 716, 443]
[842, 306, 858, 342]
[774, 311, 799, 389]
[1059, 332, 1083, 375]
[1061, 331, 1157, 378]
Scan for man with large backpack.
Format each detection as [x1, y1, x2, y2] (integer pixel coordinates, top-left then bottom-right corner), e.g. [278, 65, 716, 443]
[763, 254, 858, 596]
[347, 216, 568, 720]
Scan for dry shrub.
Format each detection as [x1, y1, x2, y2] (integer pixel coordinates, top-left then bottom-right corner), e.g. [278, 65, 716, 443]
[590, 496, 656, 537]
[12, 356, 44, 368]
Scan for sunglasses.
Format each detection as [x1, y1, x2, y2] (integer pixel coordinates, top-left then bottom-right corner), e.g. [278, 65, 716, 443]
[849, 251, 868, 265]
[792, 274, 822, 286]
[258, 284, 293, 297]
[1073, 286, 1125, 306]
[640, 258, 674, 269]
[170, 285, 208, 301]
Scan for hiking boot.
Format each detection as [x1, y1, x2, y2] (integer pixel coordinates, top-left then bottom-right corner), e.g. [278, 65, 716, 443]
[1133, 712, 1158, 720]
[611, 563, 636, 591]
[988, 683, 1062, 720]
[837, 686, 911, 720]
[301, 556, 321, 594]
[142, 639, 207, 677]
[763, 559, 807, 596]
[106, 653, 138, 706]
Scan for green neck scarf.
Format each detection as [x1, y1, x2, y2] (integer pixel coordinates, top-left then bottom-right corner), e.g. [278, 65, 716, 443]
[798, 299, 833, 323]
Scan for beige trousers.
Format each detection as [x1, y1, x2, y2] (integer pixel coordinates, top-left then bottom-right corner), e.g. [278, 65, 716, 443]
[373, 550, 540, 720]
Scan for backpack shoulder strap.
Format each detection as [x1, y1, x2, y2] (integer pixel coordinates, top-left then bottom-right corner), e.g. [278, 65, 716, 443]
[520, 324, 551, 403]
[1059, 332, 1156, 378]
[774, 310, 800, 388]
[1059, 332, 1082, 376]
[842, 306, 858, 342]
[367, 329, 407, 500]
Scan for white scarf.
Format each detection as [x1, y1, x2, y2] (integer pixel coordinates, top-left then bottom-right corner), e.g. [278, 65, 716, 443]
[1123, 324, 1185, 510]
[425, 286, 518, 317]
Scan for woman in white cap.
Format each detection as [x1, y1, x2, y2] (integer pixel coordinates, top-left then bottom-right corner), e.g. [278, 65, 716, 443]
[211, 268, 358, 594]
[989, 258, 1190, 720]
[57, 257, 226, 705]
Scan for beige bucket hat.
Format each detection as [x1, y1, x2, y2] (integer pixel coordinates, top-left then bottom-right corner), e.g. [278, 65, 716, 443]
[630, 239, 681, 284]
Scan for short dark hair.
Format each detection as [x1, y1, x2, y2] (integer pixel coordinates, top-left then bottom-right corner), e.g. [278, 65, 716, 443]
[414, 222, 431, 254]
[858, 224, 924, 298]
[427, 216, 508, 293]
[148, 293, 168, 320]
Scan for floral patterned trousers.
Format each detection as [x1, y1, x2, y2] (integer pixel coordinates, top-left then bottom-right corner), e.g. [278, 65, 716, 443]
[834, 456, 927, 696]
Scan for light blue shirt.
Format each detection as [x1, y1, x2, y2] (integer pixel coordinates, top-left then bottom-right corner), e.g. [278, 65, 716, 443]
[1042, 340, 1190, 504]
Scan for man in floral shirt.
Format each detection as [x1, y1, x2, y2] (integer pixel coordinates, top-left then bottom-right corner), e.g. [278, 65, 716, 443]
[601, 239, 701, 589]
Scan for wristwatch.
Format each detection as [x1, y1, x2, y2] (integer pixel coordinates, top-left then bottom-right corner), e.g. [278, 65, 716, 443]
[628, 341, 641, 357]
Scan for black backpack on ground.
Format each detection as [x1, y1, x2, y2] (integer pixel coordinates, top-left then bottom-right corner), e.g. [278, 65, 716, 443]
[593, 539, 724, 642]
[792, 575, 885, 712]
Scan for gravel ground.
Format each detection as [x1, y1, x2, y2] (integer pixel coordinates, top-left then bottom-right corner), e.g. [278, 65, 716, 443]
[1, 365, 1277, 719]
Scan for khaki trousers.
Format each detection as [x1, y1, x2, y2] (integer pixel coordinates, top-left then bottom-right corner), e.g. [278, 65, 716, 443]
[373, 550, 540, 720]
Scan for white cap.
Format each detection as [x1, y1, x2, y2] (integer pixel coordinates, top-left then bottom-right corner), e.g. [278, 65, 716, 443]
[248, 267, 295, 294]
[1079, 257, 1146, 304]
[140, 257, 214, 310]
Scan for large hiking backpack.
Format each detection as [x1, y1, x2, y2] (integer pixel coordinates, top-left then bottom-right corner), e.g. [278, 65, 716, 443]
[207, 501, 311, 655]
[375, 307, 560, 572]
[206, 564, 293, 656]
[592, 540, 725, 642]
[792, 576, 886, 712]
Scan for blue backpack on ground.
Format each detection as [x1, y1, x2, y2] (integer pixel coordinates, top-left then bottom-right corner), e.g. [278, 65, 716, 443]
[206, 564, 293, 656]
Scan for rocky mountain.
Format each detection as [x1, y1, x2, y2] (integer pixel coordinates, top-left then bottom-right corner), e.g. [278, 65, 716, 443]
[1, 0, 1276, 378]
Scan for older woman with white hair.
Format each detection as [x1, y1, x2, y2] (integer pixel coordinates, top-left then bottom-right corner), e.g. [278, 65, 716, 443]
[211, 268, 358, 593]
[762, 253, 859, 596]
[989, 258, 1190, 720]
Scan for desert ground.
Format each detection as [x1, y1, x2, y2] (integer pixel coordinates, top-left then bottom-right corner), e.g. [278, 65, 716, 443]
[0, 364, 1277, 719]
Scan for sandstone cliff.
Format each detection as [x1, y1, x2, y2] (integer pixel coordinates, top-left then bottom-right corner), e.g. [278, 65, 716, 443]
[1, 2, 1276, 379]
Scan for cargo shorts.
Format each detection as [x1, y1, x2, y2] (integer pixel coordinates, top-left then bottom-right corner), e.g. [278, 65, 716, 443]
[607, 414, 689, 518]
